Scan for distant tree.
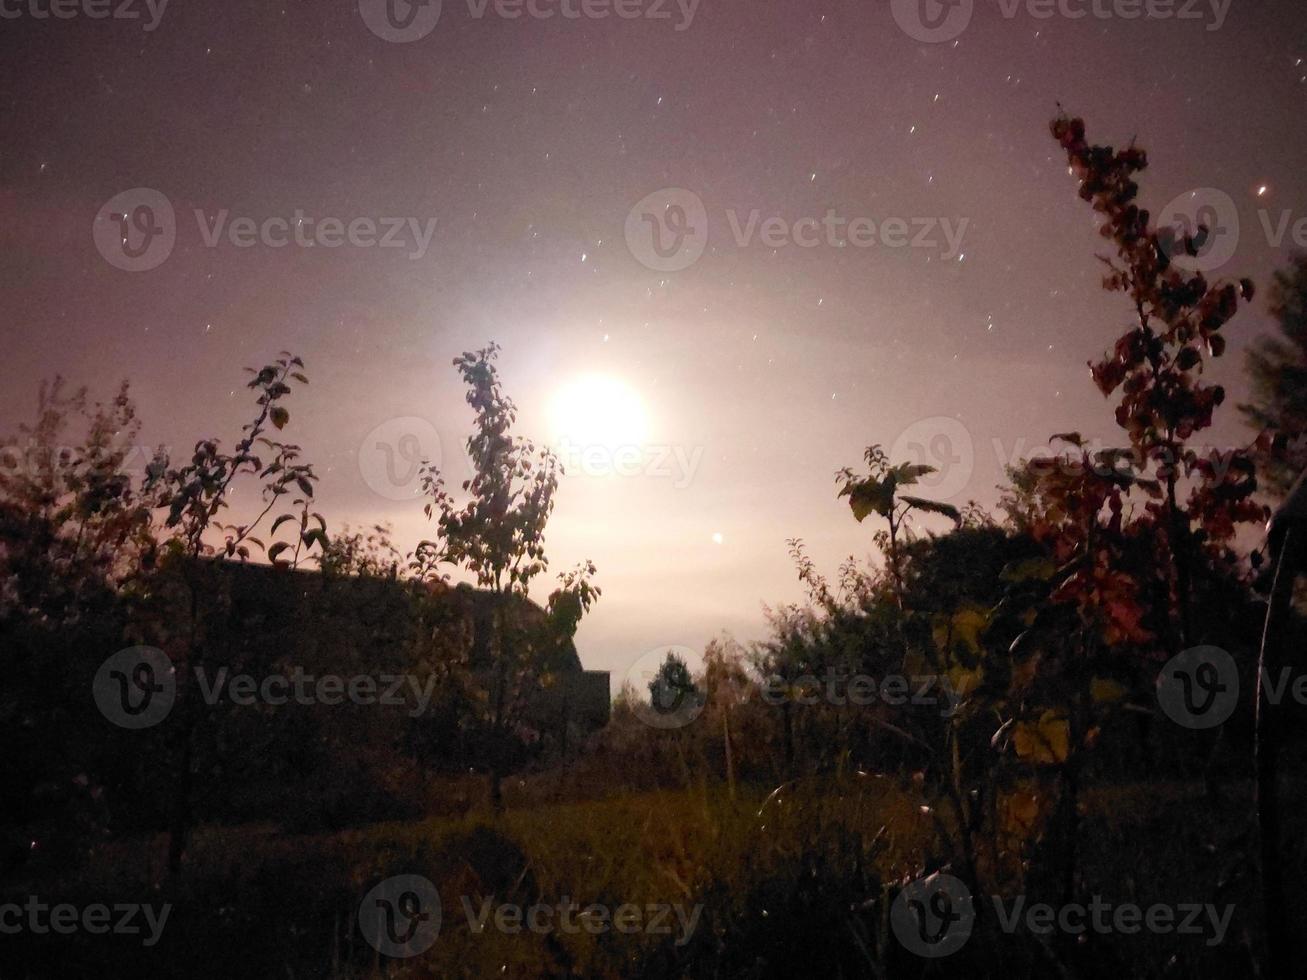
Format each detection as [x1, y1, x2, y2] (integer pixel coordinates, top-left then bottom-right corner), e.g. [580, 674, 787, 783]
[648, 651, 697, 716]
[320, 522, 404, 579]
[412, 343, 599, 811]
[0, 378, 159, 624]
[1242, 255, 1307, 497]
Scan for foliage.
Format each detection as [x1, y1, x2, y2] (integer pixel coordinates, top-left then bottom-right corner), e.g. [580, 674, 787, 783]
[1241, 254, 1307, 497]
[410, 343, 600, 807]
[837, 444, 961, 597]
[0, 378, 159, 626]
[648, 650, 698, 715]
[1050, 113, 1265, 647]
[155, 352, 320, 566]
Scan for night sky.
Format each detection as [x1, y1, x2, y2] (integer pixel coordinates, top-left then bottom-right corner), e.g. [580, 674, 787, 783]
[2, 0, 1305, 684]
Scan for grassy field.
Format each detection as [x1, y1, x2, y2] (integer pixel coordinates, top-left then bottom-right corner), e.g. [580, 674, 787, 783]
[1, 772, 1289, 978]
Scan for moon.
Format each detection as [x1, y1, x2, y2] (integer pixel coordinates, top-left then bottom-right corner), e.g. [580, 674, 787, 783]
[548, 374, 649, 452]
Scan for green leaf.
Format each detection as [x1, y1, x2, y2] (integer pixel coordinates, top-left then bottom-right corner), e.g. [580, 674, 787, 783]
[901, 495, 960, 522]
[894, 463, 936, 485]
[270, 514, 296, 535]
[270, 406, 290, 430]
[842, 476, 895, 521]
[302, 528, 329, 551]
[267, 541, 291, 562]
[1013, 710, 1069, 764]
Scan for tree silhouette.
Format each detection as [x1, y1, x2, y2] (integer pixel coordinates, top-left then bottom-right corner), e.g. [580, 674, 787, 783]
[1242, 255, 1307, 497]
[412, 343, 599, 811]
